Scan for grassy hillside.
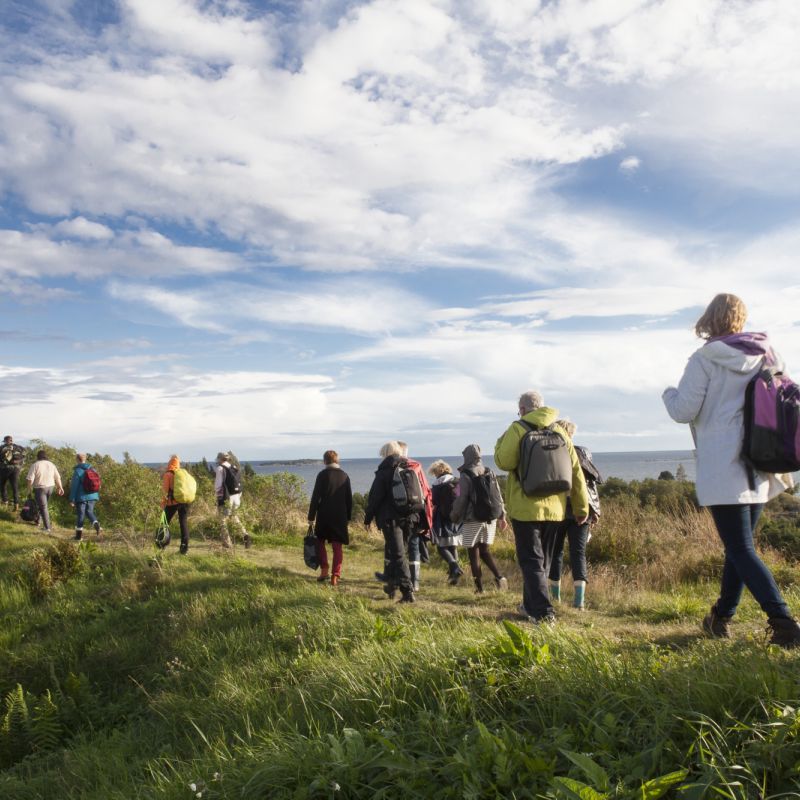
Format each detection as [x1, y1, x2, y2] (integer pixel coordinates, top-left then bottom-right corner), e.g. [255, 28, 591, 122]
[2, 498, 800, 799]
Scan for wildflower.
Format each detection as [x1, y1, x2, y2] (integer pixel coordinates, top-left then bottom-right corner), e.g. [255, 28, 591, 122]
[189, 783, 197, 792]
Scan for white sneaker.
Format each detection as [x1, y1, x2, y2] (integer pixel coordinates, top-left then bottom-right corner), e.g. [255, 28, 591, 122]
[496, 576, 508, 591]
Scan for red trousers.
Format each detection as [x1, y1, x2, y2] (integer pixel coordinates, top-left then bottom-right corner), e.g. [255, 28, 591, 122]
[316, 539, 343, 577]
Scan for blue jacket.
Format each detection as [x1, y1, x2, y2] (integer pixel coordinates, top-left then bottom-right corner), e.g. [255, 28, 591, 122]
[69, 463, 100, 503]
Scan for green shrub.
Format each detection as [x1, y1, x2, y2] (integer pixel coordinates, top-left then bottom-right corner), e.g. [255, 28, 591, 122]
[21, 540, 85, 599]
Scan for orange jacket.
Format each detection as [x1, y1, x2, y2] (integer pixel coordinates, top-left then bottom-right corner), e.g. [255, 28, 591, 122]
[161, 456, 181, 508]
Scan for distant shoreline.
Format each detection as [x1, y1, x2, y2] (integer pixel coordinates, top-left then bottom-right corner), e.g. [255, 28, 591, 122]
[258, 459, 323, 466]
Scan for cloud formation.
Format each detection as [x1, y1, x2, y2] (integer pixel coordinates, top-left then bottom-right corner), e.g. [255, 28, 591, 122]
[2, 0, 800, 458]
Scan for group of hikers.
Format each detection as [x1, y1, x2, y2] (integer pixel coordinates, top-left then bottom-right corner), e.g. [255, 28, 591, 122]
[306, 408, 599, 620]
[306, 292, 800, 648]
[5, 293, 800, 647]
[4, 447, 249, 552]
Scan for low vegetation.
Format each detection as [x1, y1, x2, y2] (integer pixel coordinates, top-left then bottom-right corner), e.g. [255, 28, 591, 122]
[2, 449, 800, 798]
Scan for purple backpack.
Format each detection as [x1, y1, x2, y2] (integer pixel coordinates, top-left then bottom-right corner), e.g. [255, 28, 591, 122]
[742, 358, 800, 480]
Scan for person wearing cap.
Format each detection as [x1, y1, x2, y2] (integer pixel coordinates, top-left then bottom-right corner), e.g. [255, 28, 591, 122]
[215, 451, 250, 549]
[0, 434, 27, 510]
[26, 449, 64, 533]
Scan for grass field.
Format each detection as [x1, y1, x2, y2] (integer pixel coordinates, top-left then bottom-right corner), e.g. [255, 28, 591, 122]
[2, 505, 800, 799]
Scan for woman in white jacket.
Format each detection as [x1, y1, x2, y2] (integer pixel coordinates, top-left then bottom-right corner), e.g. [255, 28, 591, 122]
[662, 293, 800, 647]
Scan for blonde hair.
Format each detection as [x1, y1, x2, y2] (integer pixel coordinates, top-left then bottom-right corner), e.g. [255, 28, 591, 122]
[695, 293, 747, 339]
[379, 441, 402, 458]
[428, 459, 452, 478]
[556, 419, 576, 438]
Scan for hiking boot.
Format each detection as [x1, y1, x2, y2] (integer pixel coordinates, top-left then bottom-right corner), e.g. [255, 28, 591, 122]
[448, 567, 463, 586]
[518, 603, 532, 621]
[374, 571, 386, 583]
[531, 613, 556, 626]
[399, 589, 416, 603]
[474, 577, 484, 595]
[382, 584, 397, 600]
[767, 616, 800, 648]
[243, 534, 251, 549]
[74, 529, 83, 542]
[179, 542, 189, 555]
[702, 606, 732, 639]
[495, 576, 508, 591]
[93, 520, 101, 535]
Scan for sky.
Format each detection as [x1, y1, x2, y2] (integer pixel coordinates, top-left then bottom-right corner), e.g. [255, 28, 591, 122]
[2, 0, 800, 462]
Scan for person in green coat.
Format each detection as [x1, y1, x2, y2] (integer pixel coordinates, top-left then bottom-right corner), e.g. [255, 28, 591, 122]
[494, 391, 589, 623]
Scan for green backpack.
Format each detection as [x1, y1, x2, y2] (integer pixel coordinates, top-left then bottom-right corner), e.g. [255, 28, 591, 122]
[172, 468, 197, 503]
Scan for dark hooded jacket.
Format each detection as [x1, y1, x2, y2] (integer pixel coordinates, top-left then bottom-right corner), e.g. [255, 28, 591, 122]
[364, 455, 403, 528]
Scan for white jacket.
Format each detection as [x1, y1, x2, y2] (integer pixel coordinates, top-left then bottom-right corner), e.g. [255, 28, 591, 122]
[662, 339, 788, 506]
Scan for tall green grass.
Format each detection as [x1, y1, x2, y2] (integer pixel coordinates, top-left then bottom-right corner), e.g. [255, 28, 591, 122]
[3, 516, 800, 799]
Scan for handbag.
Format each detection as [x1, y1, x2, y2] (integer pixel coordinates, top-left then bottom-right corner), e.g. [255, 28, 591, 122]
[303, 523, 319, 570]
[155, 510, 171, 549]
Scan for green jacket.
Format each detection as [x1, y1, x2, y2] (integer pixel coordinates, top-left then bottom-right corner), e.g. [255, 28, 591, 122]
[494, 407, 589, 522]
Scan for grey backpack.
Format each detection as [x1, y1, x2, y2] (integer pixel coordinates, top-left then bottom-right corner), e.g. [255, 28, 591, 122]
[516, 421, 573, 497]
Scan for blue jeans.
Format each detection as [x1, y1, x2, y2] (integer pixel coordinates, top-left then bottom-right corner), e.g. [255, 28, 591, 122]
[710, 504, 790, 619]
[75, 500, 98, 530]
[549, 519, 589, 583]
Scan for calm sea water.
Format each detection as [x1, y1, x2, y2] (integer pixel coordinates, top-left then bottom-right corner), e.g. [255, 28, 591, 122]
[249, 450, 698, 495]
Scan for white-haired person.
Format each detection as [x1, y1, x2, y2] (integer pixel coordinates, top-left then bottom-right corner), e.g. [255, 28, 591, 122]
[364, 441, 415, 602]
[547, 420, 602, 610]
[450, 444, 509, 594]
[495, 391, 588, 624]
[428, 459, 464, 585]
[663, 292, 800, 647]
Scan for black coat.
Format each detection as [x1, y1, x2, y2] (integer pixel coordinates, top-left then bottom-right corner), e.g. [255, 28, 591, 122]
[365, 455, 416, 528]
[308, 466, 353, 544]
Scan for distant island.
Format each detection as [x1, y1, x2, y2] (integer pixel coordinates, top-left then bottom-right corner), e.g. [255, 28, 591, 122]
[257, 459, 322, 466]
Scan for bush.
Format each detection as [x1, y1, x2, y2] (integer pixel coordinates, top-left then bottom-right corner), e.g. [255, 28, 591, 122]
[20, 540, 85, 599]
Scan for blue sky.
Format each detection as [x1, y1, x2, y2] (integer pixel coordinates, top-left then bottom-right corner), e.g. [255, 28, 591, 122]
[2, 0, 800, 461]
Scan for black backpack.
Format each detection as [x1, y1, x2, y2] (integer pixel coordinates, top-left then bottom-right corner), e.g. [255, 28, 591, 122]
[467, 469, 504, 522]
[391, 461, 425, 516]
[435, 481, 457, 522]
[224, 464, 243, 496]
[516, 421, 573, 497]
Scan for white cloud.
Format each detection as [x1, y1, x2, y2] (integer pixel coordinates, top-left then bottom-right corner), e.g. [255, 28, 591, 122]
[54, 216, 114, 240]
[619, 156, 640, 173]
[108, 277, 434, 336]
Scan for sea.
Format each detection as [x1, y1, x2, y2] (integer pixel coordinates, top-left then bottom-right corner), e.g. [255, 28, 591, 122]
[249, 450, 698, 495]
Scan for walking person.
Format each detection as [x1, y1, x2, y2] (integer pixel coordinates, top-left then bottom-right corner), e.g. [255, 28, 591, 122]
[364, 441, 416, 603]
[26, 449, 64, 533]
[428, 460, 464, 585]
[495, 392, 589, 624]
[162, 455, 192, 554]
[307, 450, 353, 586]
[663, 292, 800, 647]
[450, 444, 509, 594]
[69, 453, 102, 541]
[215, 451, 250, 549]
[397, 442, 433, 592]
[548, 420, 602, 610]
[0, 435, 26, 511]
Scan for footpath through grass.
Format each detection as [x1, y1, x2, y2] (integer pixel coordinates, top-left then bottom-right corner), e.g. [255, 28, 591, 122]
[2, 512, 800, 799]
